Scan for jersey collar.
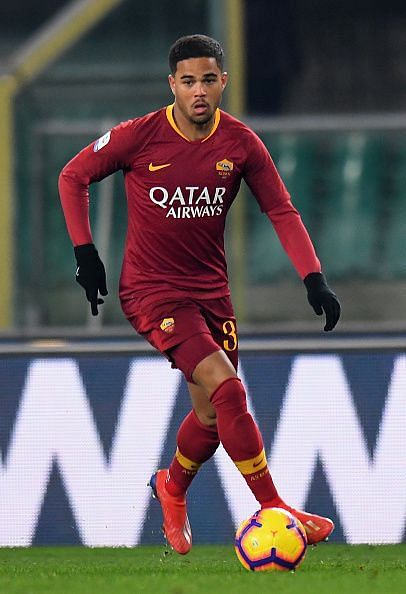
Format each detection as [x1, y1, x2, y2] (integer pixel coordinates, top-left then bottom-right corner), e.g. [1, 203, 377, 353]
[165, 103, 221, 142]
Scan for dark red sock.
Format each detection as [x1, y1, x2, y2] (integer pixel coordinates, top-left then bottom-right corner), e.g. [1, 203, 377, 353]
[166, 410, 220, 497]
[210, 377, 280, 506]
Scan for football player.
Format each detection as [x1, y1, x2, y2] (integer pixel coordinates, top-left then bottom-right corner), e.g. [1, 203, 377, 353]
[59, 34, 341, 554]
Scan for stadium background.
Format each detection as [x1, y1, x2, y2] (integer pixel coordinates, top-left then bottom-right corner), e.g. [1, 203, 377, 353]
[0, 0, 405, 545]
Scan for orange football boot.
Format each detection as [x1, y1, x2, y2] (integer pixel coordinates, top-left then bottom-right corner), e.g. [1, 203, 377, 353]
[149, 469, 192, 555]
[264, 501, 334, 544]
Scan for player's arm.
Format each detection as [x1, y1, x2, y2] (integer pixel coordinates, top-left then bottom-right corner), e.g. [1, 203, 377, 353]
[243, 132, 341, 331]
[58, 122, 133, 315]
[265, 202, 340, 331]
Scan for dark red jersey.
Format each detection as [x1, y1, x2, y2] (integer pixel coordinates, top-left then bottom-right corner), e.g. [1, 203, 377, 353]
[59, 105, 320, 302]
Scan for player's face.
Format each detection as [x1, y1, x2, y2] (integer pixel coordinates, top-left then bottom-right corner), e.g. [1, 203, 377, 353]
[169, 57, 228, 128]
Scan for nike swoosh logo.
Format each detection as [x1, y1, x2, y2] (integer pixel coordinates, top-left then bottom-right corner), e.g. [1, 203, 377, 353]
[148, 162, 171, 172]
[253, 458, 264, 468]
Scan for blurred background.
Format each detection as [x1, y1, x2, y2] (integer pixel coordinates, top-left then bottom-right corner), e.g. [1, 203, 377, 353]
[0, 0, 405, 549]
[0, 0, 405, 333]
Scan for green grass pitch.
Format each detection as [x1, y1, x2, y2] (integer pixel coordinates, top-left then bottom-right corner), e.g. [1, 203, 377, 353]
[0, 544, 405, 594]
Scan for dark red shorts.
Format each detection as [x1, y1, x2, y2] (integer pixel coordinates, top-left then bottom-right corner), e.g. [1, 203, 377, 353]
[121, 292, 238, 382]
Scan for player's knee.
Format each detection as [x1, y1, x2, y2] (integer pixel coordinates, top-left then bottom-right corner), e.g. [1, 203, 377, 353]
[210, 376, 247, 411]
[193, 350, 238, 394]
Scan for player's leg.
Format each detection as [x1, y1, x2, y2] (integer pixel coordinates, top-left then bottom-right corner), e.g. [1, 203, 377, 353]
[192, 350, 334, 545]
[137, 301, 224, 554]
[153, 299, 282, 525]
[188, 381, 217, 426]
[165, 382, 220, 498]
[185, 298, 282, 507]
[192, 349, 282, 507]
[123, 292, 220, 487]
[149, 337, 224, 555]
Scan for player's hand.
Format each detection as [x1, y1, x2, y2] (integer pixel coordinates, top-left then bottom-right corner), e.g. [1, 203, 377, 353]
[304, 272, 341, 331]
[74, 243, 108, 316]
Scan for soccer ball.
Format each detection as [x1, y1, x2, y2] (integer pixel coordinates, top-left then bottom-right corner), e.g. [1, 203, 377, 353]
[234, 507, 307, 572]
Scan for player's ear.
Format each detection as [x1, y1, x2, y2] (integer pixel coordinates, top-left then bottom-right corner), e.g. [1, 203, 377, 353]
[168, 74, 176, 95]
[221, 72, 228, 90]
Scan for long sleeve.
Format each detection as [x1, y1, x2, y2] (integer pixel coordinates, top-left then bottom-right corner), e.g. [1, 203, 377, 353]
[58, 120, 139, 246]
[266, 204, 321, 279]
[58, 162, 94, 246]
[241, 128, 321, 279]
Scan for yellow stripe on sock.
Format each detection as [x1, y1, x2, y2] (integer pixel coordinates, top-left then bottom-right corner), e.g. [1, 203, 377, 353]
[234, 448, 268, 475]
[175, 448, 202, 472]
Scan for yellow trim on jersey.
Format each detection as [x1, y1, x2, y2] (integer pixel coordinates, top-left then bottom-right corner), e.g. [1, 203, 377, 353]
[165, 104, 221, 142]
[166, 104, 189, 141]
[234, 448, 268, 475]
[175, 447, 202, 472]
[202, 107, 221, 142]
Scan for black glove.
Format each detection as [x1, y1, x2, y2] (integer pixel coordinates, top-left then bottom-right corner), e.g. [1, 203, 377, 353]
[74, 243, 108, 316]
[304, 272, 341, 331]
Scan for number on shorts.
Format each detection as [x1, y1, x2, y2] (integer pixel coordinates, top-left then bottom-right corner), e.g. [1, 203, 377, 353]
[223, 320, 237, 351]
